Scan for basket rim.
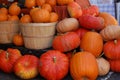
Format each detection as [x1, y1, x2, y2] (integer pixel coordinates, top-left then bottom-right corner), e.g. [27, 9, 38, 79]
[19, 22, 58, 27]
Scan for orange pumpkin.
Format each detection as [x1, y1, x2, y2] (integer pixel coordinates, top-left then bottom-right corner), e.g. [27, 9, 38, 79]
[98, 12, 118, 27]
[70, 51, 98, 80]
[8, 2, 21, 16]
[8, 15, 19, 21]
[36, 0, 46, 6]
[13, 34, 24, 46]
[25, 0, 36, 8]
[49, 12, 58, 22]
[20, 14, 32, 23]
[46, 0, 56, 7]
[42, 3, 52, 12]
[0, 7, 8, 15]
[80, 31, 103, 57]
[0, 13, 8, 22]
[31, 8, 50, 23]
[57, 0, 74, 5]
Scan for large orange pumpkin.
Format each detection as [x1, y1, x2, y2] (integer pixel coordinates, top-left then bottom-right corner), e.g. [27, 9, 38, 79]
[31, 8, 50, 23]
[98, 12, 118, 27]
[70, 51, 98, 80]
[80, 31, 103, 57]
[52, 32, 80, 52]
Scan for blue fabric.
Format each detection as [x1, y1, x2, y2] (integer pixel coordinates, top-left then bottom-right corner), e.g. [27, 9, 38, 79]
[97, 4, 115, 17]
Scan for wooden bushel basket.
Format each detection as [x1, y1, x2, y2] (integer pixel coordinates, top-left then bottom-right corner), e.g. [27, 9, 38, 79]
[20, 22, 57, 50]
[0, 21, 19, 44]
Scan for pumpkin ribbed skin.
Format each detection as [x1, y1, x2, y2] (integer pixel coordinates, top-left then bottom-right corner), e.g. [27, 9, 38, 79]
[103, 39, 120, 59]
[100, 25, 120, 41]
[98, 12, 118, 27]
[39, 50, 69, 80]
[82, 5, 99, 16]
[70, 51, 98, 80]
[56, 18, 79, 33]
[109, 59, 120, 72]
[52, 32, 80, 52]
[80, 31, 103, 57]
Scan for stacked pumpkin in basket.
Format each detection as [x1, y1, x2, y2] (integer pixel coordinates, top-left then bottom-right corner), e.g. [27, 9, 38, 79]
[20, 0, 59, 23]
[1, 0, 120, 80]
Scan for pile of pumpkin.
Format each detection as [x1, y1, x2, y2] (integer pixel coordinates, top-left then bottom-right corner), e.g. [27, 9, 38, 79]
[0, 0, 120, 80]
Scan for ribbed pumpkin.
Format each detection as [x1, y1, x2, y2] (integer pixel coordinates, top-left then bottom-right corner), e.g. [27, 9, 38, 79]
[103, 39, 120, 60]
[79, 15, 104, 31]
[56, 18, 79, 33]
[109, 59, 120, 72]
[52, 32, 80, 52]
[39, 50, 69, 80]
[98, 12, 118, 27]
[75, 28, 89, 40]
[70, 51, 98, 80]
[82, 5, 99, 16]
[80, 31, 103, 57]
[100, 25, 120, 41]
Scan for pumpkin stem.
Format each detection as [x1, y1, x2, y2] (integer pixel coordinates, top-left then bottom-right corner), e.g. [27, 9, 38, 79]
[114, 40, 117, 44]
[53, 56, 56, 63]
[72, 50, 76, 56]
[6, 51, 9, 59]
[98, 52, 104, 58]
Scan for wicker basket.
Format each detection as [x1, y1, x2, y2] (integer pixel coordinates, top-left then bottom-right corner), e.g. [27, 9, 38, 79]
[0, 21, 19, 44]
[20, 22, 57, 50]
